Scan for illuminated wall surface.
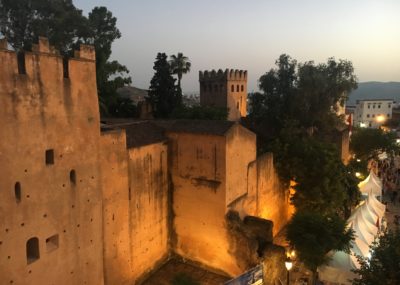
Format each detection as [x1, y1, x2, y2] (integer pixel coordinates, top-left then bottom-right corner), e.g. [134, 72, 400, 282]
[0, 38, 295, 284]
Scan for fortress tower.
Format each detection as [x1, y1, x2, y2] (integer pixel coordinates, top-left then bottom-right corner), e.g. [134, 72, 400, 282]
[199, 69, 247, 121]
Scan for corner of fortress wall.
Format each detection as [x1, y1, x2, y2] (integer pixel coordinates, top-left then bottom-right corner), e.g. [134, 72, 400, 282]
[0, 36, 99, 130]
[0, 37, 104, 285]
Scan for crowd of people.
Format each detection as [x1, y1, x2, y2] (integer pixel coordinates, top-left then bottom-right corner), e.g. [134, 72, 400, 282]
[376, 155, 400, 227]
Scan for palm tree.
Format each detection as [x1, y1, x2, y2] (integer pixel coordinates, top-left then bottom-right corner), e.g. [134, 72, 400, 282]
[169, 53, 191, 94]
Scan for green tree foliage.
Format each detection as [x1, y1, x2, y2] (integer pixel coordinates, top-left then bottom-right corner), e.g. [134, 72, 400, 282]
[252, 54, 357, 137]
[107, 97, 136, 118]
[0, 0, 89, 53]
[148, 53, 178, 118]
[249, 55, 359, 278]
[169, 52, 191, 99]
[87, 7, 132, 116]
[287, 211, 354, 273]
[172, 105, 228, 120]
[0, 1, 132, 117]
[352, 230, 400, 285]
[350, 127, 399, 160]
[271, 134, 359, 216]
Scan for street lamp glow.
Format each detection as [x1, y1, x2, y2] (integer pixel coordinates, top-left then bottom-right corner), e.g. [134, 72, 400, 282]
[285, 260, 293, 271]
[290, 250, 296, 258]
[355, 172, 361, 177]
[376, 115, 386, 123]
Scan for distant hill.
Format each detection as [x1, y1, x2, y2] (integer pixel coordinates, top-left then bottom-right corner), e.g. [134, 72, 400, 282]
[117, 86, 148, 104]
[347, 82, 400, 105]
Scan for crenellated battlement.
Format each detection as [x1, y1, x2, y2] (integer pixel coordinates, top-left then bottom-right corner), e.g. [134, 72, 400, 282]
[199, 69, 247, 81]
[0, 36, 95, 69]
[0, 36, 99, 130]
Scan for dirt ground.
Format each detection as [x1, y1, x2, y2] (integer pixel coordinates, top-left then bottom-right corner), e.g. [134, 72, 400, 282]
[141, 258, 230, 285]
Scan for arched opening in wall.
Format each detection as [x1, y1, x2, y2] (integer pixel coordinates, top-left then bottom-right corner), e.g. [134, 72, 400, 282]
[208, 84, 212, 92]
[45, 149, 54, 165]
[219, 84, 223, 91]
[214, 85, 218, 92]
[237, 102, 239, 109]
[15, 182, 21, 203]
[70, 170, 76, 185]
[26, 237, 40, 264]
[63, 57, 69, 79]
[202, 83, 206, 92]
[17, 52, 26, 75]
[241, 85, 244, 92]
[231, 85, 234, 92]
[236, 85, 239, 92]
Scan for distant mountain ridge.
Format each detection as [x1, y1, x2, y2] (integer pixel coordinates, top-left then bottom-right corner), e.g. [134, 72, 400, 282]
[347, 82, 400, 105]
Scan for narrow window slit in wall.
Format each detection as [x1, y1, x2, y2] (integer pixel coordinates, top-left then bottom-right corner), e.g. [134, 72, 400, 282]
[26, 237, 40, 264]
[15, 182, 21, 203]
[70, 170, 76, 185]
[63, 58, 69, 78]
[17, 52, 26, 74]
[45, 149, 54, 165]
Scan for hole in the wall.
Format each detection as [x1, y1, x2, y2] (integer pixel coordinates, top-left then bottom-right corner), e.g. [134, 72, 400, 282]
[45, 234, 59, 252]
[15, 182, 21, 203]
[63, 57, 69, 79]
[45, 149, 54, 165]
[70, 170, 76, 185]
[26, 237, 40, 264]
[17, 52, 26, 74]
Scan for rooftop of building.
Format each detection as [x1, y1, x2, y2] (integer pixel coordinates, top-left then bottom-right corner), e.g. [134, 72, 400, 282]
[101, 119, 238, 147]
[356, 99, 394, 103]
[154, 119, 235, 136]
[101, 120, 167, 148]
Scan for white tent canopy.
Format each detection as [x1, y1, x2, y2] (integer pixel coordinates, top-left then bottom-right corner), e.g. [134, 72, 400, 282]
[365, 194, 385, 220]
[358, 172, 382, 197]
[319, 192, 384, 285]
[370, 171, 382, 187]
[319, 251, 359, 285]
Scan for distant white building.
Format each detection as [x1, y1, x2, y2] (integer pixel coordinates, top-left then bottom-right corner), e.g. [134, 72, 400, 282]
[354, 99, 393, 128]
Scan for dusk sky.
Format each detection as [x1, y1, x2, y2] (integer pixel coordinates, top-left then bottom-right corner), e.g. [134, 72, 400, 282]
[75, 0, 400, 93]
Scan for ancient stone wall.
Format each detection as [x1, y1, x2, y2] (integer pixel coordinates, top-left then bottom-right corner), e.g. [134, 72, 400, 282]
[225, 124, 257, 205]
[0, 38, 104, 284]
[231, 153, 294, 237]
[252, 153, 293, 236]
[128, 142, 169, 281]
[167, 131, 244, 275]
[100, 130, 132, 285]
